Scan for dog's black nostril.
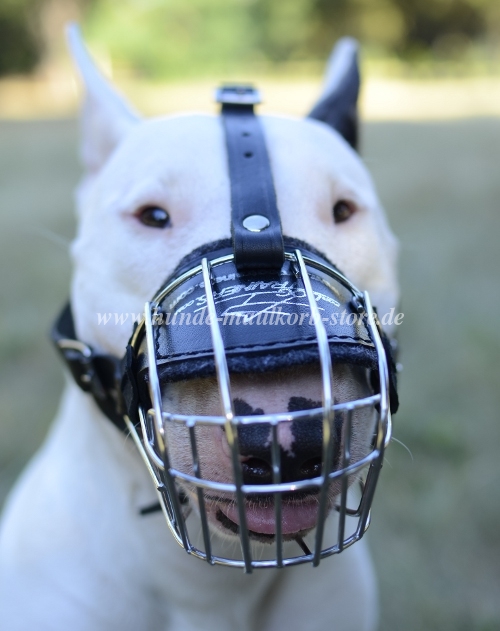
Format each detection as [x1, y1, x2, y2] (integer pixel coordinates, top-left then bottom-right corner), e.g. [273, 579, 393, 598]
[298, 457, 322, 480]
[241, 455, 323, 485]
[241, 457, 273, 484]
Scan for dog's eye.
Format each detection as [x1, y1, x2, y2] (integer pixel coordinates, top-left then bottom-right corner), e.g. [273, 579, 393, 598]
[137, 206, 171, 228]
[333, 200, 356, 224]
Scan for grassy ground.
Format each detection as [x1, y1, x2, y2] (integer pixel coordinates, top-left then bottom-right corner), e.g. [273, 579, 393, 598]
[1, 117, 499, 630]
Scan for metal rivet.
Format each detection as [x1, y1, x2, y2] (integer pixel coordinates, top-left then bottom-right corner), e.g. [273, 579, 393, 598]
[242, 214, 270, 232]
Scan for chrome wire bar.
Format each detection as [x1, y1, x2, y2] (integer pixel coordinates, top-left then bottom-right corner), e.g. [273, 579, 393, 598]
[144, 302, 165, 455]
[187, 419, 213, 564]
[162, 394, 381, 427]
[298, 254, 364, 302]
[201, 258, 253, 573]
[355, 291, 390, 536]
[138, 408, 163, 469]
[363, 291, 389, 432]
[124, 415, 184, 549]
[356, 461, 378, 538]
[168, 447, 374, 494]
[270, 422, 283, 567]
[334, 478, 365, 517]
[337, 407, 352, 551]
[384, 411, 393, 450]
[294, 249, 335, 567]
[124, 415, 162, 488]
[144, 302, 190, 551]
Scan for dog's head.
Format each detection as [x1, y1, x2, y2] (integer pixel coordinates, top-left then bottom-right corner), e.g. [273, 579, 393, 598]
[65, 26, 399, 569]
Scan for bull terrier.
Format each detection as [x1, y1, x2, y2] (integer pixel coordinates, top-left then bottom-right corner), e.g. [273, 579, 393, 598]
[0, 26, 399, 631]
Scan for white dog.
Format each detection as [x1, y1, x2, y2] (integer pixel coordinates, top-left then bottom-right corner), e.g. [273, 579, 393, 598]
[0, 27, 398, 631]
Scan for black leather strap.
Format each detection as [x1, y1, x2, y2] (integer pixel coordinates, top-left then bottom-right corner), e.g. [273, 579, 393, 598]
[51, 303, 127, 433]
[218, 86, 284, 271]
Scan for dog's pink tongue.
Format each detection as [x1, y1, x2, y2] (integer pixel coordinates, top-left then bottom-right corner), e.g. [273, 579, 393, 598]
[222, 502, 318, 535]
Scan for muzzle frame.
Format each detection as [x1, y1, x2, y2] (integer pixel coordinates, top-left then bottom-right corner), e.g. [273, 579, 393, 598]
[125, 249, 392, 572]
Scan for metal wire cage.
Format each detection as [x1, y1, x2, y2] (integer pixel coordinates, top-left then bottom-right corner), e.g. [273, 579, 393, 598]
[125, 249, 392, 572]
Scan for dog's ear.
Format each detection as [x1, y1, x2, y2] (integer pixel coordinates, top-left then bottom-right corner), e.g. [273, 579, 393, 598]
[307, 38, 360, 150]
[66, 23, 140, 174]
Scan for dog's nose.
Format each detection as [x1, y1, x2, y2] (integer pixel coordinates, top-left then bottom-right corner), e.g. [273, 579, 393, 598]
[237, 418, 325, 485]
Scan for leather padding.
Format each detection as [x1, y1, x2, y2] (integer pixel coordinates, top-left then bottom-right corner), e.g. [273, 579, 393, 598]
[136, 240, 375, 378]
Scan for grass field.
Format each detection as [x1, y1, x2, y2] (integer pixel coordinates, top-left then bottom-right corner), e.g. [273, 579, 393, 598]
[1, 116, 499, 630]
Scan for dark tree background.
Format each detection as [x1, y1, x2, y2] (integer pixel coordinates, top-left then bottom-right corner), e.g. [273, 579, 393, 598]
[1, 0, 499, 77]
[0, 0, 41, 75]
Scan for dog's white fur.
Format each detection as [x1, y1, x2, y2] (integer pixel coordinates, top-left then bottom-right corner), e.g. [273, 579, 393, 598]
[0, 30, 398, 631]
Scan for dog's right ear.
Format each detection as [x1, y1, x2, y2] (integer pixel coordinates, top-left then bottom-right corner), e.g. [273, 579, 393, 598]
[66, 23, 140, 174]
[307, 38, 360, 150]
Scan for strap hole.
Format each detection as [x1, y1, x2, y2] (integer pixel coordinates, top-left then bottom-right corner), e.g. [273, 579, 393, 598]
[242, 131, 251, 136]
[244, 151, 253, 158]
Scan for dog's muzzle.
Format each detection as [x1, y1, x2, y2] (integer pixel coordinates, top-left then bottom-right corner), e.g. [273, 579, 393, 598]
[53, 85, 399, 572]
[119, 237, 397, 571]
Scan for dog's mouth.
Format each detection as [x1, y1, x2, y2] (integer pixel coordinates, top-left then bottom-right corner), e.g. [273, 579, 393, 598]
[216, 502, 318, 542]
[205, 491, 324, 543]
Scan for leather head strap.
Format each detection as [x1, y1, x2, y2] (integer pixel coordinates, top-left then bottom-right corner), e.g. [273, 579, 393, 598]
[51, 303, 126, 432]
[217, 85, 284, 271]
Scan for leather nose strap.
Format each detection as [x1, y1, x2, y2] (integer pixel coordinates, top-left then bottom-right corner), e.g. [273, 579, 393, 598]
[218, 85, 284, 271]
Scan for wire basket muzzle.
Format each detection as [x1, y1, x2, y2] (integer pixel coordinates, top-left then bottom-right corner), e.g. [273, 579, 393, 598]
[124, 243, 392, 570]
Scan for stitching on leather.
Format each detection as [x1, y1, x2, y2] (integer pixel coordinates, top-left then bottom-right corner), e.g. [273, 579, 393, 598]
[155, 333, 373, 361]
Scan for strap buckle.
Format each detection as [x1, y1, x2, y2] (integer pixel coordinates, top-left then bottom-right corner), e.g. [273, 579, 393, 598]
[56, 337, 98, 390]
[215, 84, 261, 106]
[56, 338, 92, 359]
[52, 302, 128, 432]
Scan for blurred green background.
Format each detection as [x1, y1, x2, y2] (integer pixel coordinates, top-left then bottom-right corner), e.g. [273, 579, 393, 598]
[2, 0, 500, 78]
[1, 1, 500, 630]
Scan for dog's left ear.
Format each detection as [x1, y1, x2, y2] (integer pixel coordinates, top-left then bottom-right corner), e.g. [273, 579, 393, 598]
[307, 38, 360, 151]
[66, 23, 140, 174]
